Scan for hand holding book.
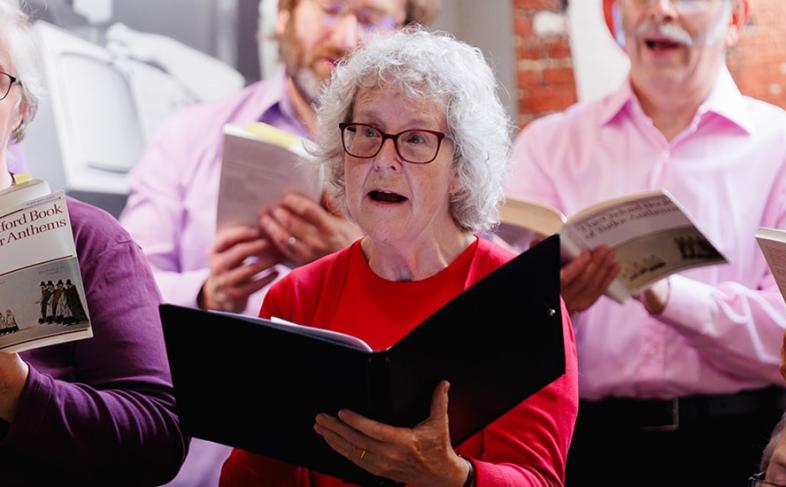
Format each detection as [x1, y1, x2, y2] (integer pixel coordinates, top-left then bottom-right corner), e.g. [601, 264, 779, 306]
[214, 122, 360, 282]
[0, 352, 28, 421]
[499, 189, 726, 305]
[314, 381, 470, 487]
[259, 192, 362, 267]
[559, 245, 620, 313]
[199, 226, 280, 313]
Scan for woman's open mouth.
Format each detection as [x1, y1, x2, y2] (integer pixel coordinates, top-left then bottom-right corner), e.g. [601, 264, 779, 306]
[368, 190, 408, 204]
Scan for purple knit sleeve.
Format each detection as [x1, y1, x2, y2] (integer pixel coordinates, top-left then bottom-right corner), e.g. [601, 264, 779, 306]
[1, 200, 187, 484]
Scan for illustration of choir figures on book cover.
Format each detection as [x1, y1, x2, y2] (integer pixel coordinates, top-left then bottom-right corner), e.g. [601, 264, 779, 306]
[0, 254, 89, 351]
[613, 226, 723, 291]
[0, 180, 92, 352]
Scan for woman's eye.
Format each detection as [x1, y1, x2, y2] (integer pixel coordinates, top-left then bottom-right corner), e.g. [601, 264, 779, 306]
[406, 133, 424, 144]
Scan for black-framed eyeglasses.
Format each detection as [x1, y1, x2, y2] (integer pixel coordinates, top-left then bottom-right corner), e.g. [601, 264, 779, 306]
[0, 71, 19, 101]
[750, 472, 786, 487]
[339, 123, 448, 165]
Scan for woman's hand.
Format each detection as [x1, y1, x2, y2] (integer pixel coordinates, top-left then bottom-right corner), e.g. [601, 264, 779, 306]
[314, 381, 469, 487]
[0, 352, 28, 421]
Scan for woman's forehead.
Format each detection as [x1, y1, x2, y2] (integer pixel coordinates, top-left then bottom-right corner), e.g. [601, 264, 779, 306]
[353, 85, 447, 122]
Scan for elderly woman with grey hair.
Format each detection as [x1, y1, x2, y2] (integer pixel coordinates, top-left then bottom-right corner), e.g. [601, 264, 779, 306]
[221, 28, 578, 487]
[0, 3, 186, 484]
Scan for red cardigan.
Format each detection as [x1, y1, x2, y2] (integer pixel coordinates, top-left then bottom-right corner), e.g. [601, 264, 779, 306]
[221, 238, 578, 486]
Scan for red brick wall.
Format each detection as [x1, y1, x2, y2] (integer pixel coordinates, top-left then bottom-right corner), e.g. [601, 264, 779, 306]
[728, 0, 786, 109]
[514, 0, 786, 128]
[513, 0, 576, 128]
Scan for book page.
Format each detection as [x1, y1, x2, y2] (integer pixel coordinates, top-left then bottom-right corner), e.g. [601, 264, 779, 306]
[208, 310, 373, 352]
[564, 190, 726, 296]
[216, 124, 323, 231]
[0, 191, 92, 352]
[270, 316, 372, 352]
[0, 178, 50, 211]
[498, 198, 565, 236]
[757, 228, 786, 301]
[496, 198, 566, 252]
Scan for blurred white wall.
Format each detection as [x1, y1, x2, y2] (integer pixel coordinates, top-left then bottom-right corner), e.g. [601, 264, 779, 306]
[432, 0, 517, 122]
[567, 0, 629, 101]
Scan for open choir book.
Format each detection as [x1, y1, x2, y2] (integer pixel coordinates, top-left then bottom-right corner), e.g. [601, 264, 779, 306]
[161, 236, 566, 486]
[216, 122, 323, 231]
[756, 227, 786, 301]
[498, 189, 726, 303]
[0, 178, 91, 352]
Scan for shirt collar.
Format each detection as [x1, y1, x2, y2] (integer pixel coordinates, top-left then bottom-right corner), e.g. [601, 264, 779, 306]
[598, 77, 636, 127]
[697, 65, 753, 135]
[268, 67, 300, 124]
[599, 65, 752, 135]
[231, 67, 297, 126]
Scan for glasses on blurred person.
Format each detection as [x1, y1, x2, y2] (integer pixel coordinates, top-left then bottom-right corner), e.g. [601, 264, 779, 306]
[312, 0, 400, 34]
[625, 0, 727, 12]
[750, 472, 786, 487]
[340, 123, 448, 164]
[0, 71, 18, 101]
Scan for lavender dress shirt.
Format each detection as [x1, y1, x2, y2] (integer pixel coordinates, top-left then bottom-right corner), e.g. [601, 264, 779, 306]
[7, 143, 25, 174]
[1, 197, 186, 484]
[505, 67, 786, 400]
[120, 68, 308, 317]
[119, 69, 308, 486]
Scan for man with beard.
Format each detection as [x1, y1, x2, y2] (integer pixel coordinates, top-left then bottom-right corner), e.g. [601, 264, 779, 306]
[505, 0, 786, 484]
[120, 1, 440, 485]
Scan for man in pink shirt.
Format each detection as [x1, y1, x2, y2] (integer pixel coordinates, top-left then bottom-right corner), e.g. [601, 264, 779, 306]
[505, 0, 786, 484]
[120, 1, 440, 485]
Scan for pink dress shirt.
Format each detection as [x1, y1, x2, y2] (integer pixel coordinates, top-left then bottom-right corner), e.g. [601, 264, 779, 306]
[119, 69, 309, 487]
[120, 68, 308, 316]
[505, 67, 786, 400]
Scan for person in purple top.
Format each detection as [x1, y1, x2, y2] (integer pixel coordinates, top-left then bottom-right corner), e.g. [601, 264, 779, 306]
[0, 4, 186, 484]
[120, 0, 441, 485]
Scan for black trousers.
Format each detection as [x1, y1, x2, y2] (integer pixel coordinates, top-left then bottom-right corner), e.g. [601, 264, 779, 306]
[567, 389, 786, 486]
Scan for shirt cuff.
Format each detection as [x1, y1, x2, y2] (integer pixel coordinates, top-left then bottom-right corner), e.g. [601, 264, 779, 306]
[658, 274, 716, 334]
[0, 365, 51, 450]
[154, 268, 211, 309]
[472, 458, 539, 486]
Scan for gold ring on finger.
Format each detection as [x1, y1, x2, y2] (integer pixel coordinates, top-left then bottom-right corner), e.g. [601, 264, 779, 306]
[287, 235, 298, 250]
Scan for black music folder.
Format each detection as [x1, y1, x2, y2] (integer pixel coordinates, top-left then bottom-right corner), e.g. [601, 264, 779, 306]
[161, 234, 565, 486]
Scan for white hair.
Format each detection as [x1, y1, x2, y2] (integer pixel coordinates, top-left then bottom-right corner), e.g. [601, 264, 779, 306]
[0, 2, 44, 143]
[314, 27, 511, 234]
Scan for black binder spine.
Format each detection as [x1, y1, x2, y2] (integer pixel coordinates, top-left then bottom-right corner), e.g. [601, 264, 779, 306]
[367, 352, 393, 424]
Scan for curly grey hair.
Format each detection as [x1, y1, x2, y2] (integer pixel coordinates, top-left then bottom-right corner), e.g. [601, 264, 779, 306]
[0, 2, 44, 143]
[313, 27, 511, 234]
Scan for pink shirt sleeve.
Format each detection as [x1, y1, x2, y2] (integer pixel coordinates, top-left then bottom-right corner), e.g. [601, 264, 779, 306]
[120, 113, 210, 309]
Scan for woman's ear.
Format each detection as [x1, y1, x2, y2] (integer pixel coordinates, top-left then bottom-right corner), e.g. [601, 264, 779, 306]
[448, 164, 462, 196]
[10, 96, 26, 143]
